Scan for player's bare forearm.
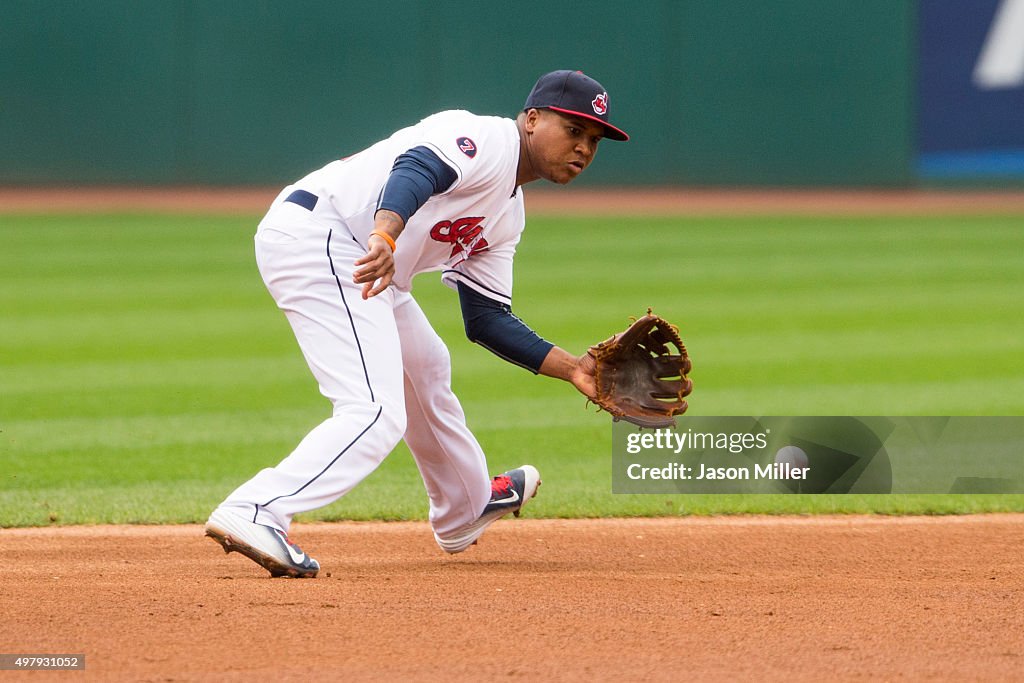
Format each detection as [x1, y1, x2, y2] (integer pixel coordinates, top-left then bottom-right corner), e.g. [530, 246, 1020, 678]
[354, 210, 405, 299]
[371, 209, 405, 243]
[539, 346, 597, 400]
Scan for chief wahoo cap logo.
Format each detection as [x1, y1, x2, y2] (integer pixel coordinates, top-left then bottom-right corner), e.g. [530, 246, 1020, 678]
[592, 92, 608, 116]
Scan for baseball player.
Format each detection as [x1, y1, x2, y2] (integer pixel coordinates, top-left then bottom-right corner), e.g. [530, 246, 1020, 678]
[205, 70, 629, 578]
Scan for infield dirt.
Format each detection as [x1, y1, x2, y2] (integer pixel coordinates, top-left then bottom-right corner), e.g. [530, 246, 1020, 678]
[2, 516, 1021, 682]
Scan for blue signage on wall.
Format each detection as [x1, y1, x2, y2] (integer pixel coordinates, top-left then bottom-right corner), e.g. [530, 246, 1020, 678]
[918, 0, 1024, 178]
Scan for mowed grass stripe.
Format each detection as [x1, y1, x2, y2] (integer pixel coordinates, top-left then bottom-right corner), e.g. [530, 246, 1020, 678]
[1, 212, 1022, 525]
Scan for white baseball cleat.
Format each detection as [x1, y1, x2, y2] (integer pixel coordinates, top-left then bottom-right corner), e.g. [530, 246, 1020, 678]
[205, 507, 320, 578]
[434, 465, 541, 554]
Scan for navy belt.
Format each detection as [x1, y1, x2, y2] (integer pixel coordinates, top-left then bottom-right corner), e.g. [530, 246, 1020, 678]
[284, 189, 318, 211]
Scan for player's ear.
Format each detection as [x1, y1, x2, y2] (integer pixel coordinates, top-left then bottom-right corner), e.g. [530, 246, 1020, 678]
[523, 108, 542, 133]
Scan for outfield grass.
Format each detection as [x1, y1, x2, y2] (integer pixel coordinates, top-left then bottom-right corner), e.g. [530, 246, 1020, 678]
[2, 211, 1023, 526]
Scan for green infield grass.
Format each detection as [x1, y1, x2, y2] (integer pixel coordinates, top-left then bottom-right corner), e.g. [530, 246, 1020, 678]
[1, 211, 1023, 526]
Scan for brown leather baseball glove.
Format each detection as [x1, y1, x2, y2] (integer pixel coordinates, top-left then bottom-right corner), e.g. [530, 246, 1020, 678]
[587, 310, 693, 428]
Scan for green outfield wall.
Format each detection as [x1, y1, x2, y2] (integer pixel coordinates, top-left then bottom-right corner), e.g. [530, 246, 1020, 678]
[1, 1, 913, 187]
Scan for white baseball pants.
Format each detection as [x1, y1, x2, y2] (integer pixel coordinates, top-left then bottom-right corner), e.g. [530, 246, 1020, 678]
[218, 195, 492, 537]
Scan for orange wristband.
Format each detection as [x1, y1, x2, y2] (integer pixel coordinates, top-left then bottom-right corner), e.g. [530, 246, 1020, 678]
[370, 230, 396, 253]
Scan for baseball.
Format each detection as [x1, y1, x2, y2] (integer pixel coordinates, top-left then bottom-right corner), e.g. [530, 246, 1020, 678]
[774, 445, 809, 469]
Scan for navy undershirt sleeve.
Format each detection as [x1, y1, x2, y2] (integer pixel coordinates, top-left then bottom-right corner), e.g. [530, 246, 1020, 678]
[457, 282, 554, 374]
[377, 146, 458, 223]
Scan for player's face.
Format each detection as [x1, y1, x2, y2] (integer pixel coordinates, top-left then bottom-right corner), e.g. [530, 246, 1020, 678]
[526, 109, 604, 184]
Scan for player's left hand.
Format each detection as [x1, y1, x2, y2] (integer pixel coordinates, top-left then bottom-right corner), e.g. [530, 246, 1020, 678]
[538, 347, 597, 400]
[569, 352, 598, 400]
[353, 235, 395, 299]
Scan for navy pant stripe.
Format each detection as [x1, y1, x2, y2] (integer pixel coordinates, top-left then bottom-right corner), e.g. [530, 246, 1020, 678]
[257, 406, 383, 511]
[327, 228, 375, 403]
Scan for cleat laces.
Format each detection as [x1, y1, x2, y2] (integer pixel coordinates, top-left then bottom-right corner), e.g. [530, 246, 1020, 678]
[490, 475, 514, 500]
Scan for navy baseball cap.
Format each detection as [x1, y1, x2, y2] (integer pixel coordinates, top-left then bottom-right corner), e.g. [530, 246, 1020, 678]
[523, 70, 629, 141]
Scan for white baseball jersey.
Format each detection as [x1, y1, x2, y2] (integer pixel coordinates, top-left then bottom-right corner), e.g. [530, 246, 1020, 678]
[293, 110, 525, 305]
